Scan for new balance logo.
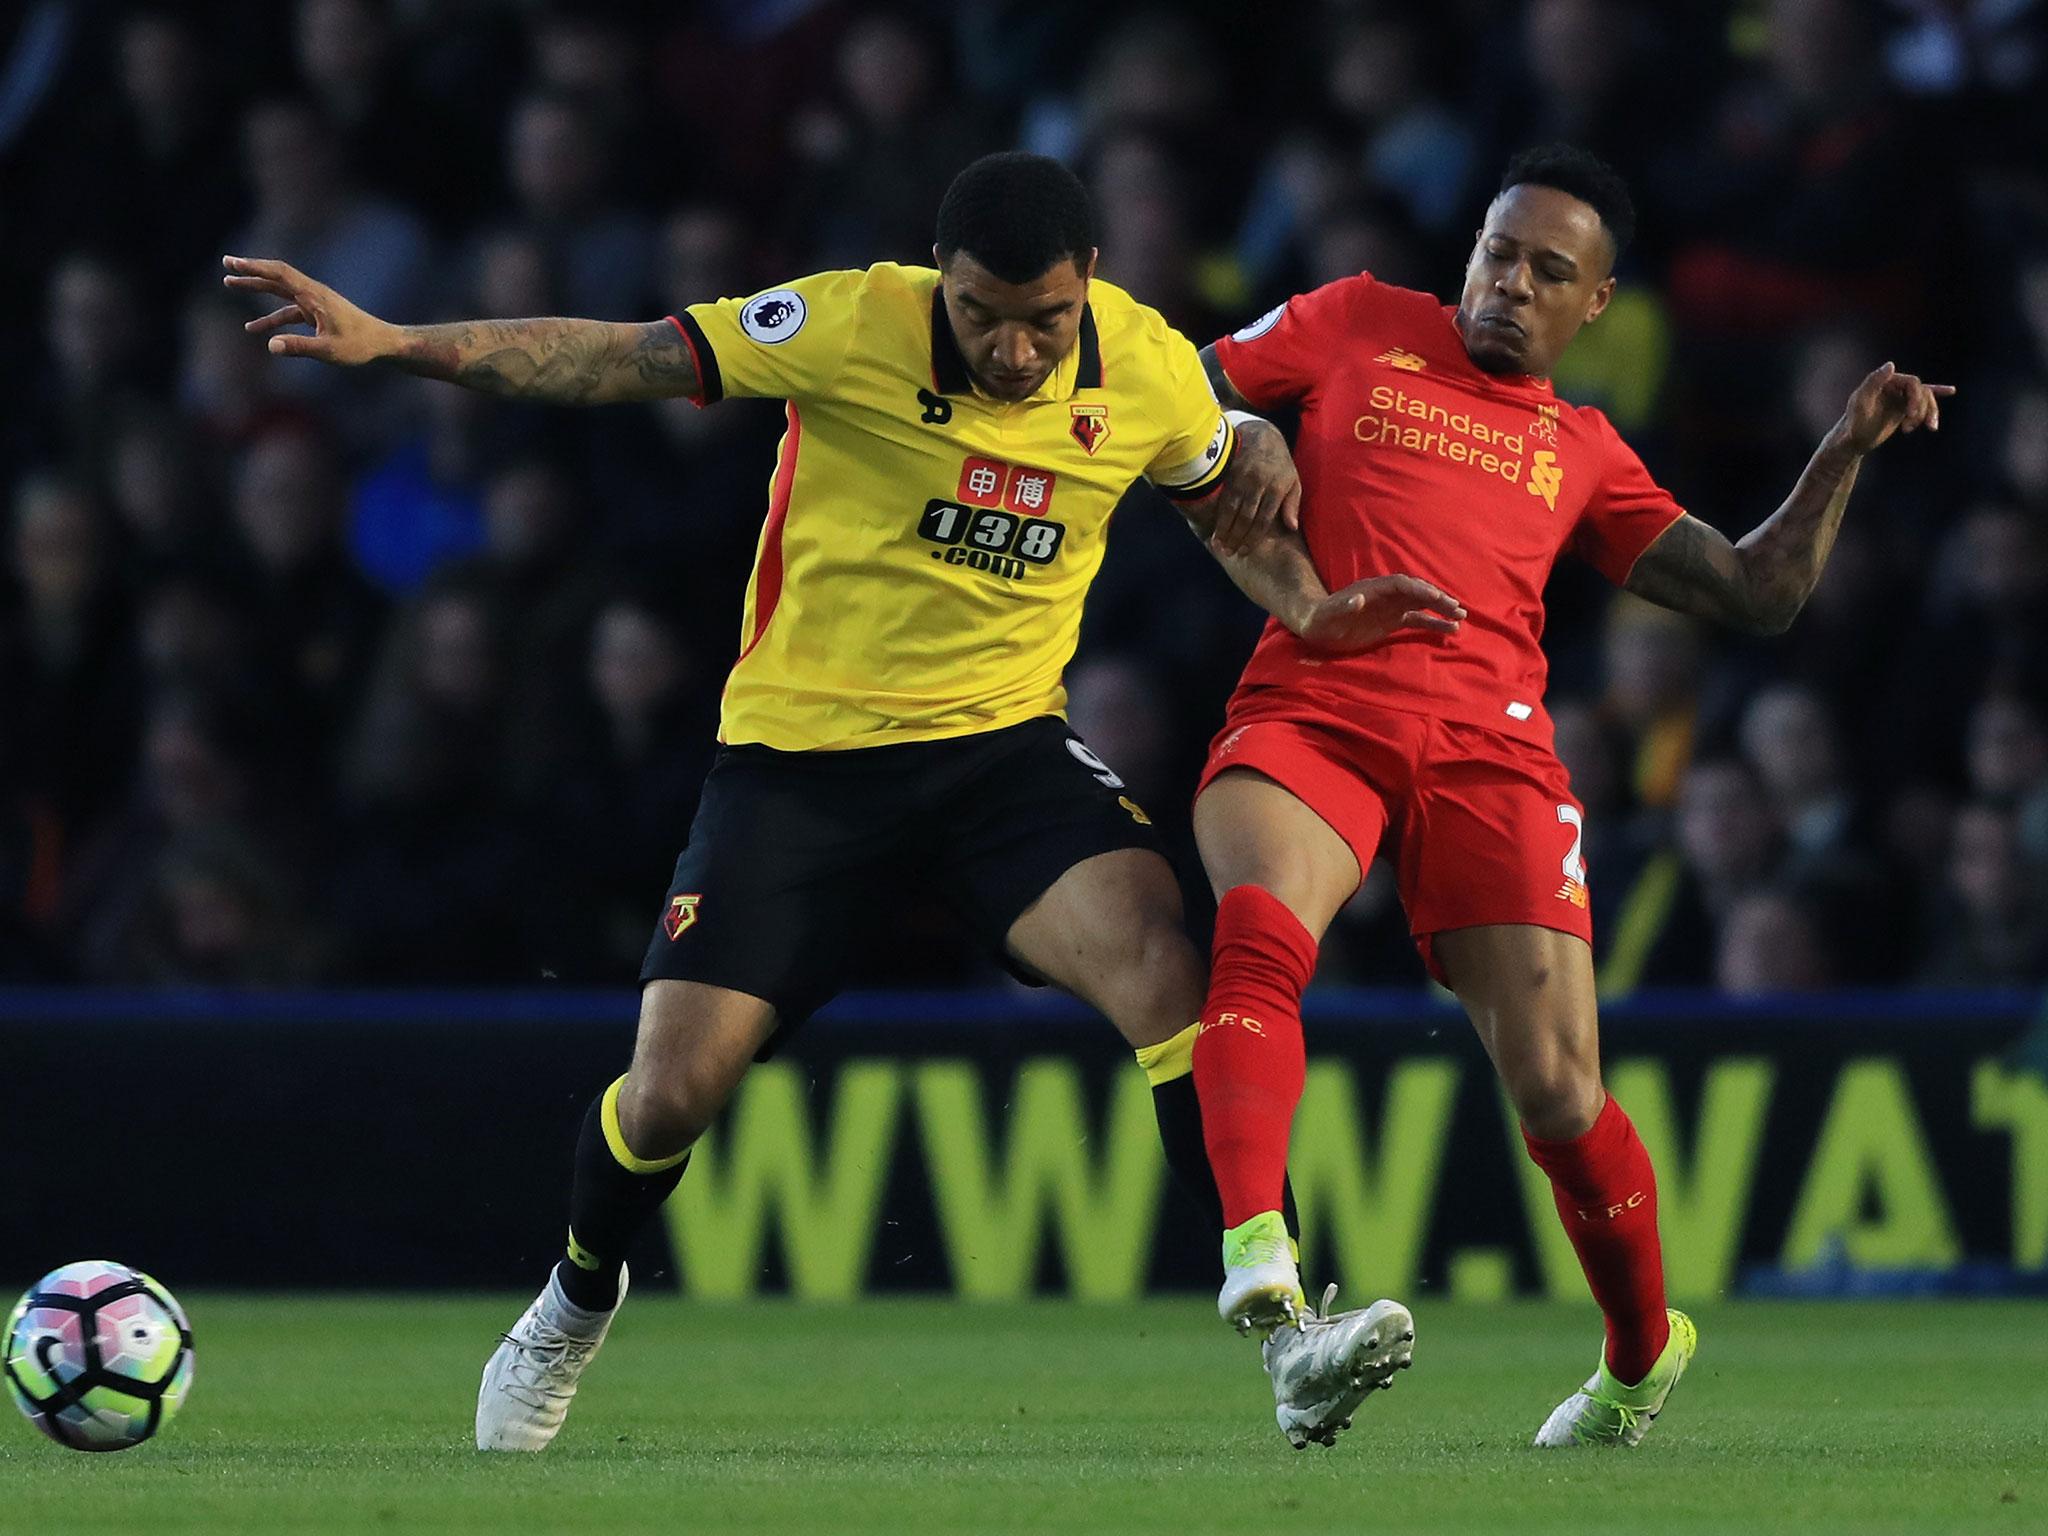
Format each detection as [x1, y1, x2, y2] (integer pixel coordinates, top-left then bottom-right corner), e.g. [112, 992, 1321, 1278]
[1374, 348, 1427, 372]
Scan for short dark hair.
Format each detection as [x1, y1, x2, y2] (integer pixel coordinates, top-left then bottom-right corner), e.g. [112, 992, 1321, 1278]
[935, 152, 1097, 284]
[1499, 144, 1635, 265]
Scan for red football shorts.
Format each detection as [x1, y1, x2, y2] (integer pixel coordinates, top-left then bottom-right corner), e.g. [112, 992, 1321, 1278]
[1197, 696, 1592, 985]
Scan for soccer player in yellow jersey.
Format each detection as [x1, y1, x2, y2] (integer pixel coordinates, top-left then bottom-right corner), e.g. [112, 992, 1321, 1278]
[225, 152, 1462, 1452]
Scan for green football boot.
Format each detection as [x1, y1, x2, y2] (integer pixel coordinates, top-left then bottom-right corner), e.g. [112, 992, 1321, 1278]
[1534, 1309, 1697, 1448]
[1217, 1210, 1307, 1333]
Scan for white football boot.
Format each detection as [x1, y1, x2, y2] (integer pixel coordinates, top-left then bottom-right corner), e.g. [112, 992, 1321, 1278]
[1217, 1211, 1306, 1332]
[1262, 1284, 1416, 1449]
[475, 1266, 629, 1451]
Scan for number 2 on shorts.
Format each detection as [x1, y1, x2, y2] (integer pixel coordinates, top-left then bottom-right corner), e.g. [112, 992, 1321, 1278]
[1556, 803, 1586, 886]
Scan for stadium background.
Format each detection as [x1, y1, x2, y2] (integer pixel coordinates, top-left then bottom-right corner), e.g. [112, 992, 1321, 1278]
[4, 0, 2047, 997]
[2, 0, 2046, 1302]
[3, 9, 2047, 1531]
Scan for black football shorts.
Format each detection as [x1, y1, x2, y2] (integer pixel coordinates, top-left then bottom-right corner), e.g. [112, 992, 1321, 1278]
[639, 715, 1160, 1046]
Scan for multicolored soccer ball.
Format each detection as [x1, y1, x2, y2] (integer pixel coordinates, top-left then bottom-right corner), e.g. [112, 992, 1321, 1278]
[5, 1261, 194, 1451]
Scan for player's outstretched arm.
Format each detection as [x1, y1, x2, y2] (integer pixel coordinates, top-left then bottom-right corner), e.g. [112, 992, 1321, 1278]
[1626, 362, 1953, 636]
[1204, 519, 1466, 653]
[1187, 421, 1465, 651]
[222, 256, 700, 405]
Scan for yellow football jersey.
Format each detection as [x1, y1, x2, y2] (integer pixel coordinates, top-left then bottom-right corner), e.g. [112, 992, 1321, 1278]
[670, 263, 1233, 750]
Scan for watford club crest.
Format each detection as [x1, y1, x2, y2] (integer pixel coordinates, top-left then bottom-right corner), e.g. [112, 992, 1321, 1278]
[1070, 403, 1110, 455]
[663, 894, 701, 940]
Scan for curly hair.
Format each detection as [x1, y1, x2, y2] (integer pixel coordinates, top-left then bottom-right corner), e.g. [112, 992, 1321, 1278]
[1499, 144, 1636, 264]
[935, 152, 1097, 284]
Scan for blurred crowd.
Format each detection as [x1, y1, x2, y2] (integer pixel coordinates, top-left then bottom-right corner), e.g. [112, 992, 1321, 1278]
[2, 0, 2046, 994]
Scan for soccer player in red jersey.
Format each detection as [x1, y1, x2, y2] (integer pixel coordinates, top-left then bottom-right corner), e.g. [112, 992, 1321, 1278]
[227, 152, 1461, 1454]
[1190, 145, 1953, 1447]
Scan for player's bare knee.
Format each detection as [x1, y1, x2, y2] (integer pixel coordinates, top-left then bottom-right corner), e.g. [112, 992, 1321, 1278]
[1138, 911, 1203, 983]
[615, 1068, 718, 1162]
[1496, 1007, 1603, 1138]
[1509, 1050, 1604, 1140]
[1095, 916, 1204, 1047]
[1211, 869, 1299, 914]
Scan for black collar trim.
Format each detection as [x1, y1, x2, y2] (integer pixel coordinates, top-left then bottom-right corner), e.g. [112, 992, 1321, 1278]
[930, 286, 973, 394]
[1075, 304, 1102, 390]
[928, 288, 1103, 396]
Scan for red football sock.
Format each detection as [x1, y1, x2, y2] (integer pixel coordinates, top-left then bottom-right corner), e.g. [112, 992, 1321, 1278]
[1522, 1095, 1670, 1385]
[1191, 885, 1316, 1230]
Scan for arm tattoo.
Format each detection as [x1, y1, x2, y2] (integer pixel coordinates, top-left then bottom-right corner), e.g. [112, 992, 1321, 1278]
[1199, 343, 1252, 411]
[1625, 435, 1862, 636]
[1178, 429, 1259, 540]
[392, 318, 700, 405]
[1624, 515, 1758, 630]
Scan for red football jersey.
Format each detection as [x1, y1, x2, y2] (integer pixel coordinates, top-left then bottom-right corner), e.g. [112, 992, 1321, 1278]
[1214, 272, 1686, 745]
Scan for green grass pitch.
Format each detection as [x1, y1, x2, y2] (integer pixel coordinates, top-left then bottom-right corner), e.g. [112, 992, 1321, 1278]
[4, 1297, 2044, 1535]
